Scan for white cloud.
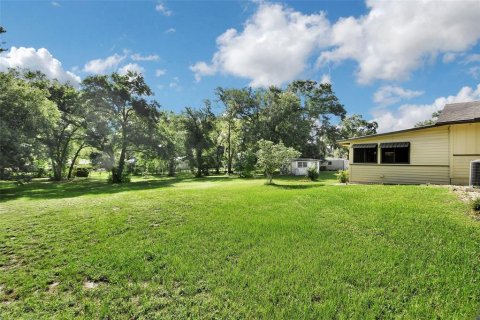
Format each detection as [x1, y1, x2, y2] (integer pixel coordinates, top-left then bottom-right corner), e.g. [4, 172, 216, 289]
[83, 53, 125, 74]
[0, 47, 80, 86]
[155, 69, 166, 77]
[442, 52, 458, 64]
[373, 85, 424, 107]
[131, 53, 159, 61]
[168, 76, 180, 89]
[318, 0, 480, 84]
[165, 28, 176, 34]
[468, 66, 480, 79]
[190, 61, 216, 82]
[190, 2, 331, 87]
[372, 84, 480, 132]
[320, 74, 331, 84]
[118, 63, 145, 75]
[463, 54, 480, 64]
[51, 1, 60, 7]
[155, 2, 172, 16]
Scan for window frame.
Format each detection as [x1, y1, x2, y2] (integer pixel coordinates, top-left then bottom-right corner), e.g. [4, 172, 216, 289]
[297, 161, 308, 168]
[352, 144, 378, 164]
[380, 142, 410, 164]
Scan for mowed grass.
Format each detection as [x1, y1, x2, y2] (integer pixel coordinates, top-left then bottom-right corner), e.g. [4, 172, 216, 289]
[0, 173, 479, 319]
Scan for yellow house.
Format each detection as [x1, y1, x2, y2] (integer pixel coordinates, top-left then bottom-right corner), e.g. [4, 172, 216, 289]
[339, 101, 480, 185]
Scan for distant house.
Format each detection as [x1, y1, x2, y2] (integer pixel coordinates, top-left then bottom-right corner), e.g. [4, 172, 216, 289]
[289, 158, 320, 176]
[175, 157, 190, 171]
[339, 101, 480, 185]
[321, 158, 349, 171]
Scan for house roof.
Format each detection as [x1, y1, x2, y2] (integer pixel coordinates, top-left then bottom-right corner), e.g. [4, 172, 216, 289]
[436, 101, 480, 124]
[291, 158, 321, 162]
[340, 100, 480, 144]
[338, 124, 438, 144]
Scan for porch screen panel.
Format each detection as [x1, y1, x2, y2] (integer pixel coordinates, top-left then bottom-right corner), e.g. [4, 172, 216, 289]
[352, 144, 377, 163]
[380, 142, 410, 164]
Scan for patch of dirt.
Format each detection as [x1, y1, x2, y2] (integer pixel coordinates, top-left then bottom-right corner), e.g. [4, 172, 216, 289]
[83, 281, 99, 289]
[448, 185, 480, 203]
[47, 281, 60, 292]
[441, 185, 480, 220]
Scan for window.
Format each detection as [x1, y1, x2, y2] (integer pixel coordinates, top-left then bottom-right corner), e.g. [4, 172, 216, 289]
[380, 142, 410, 164]
[297, 161, 308, 168]
[328, 161, 332, 165]
[353, 144, 377, 163]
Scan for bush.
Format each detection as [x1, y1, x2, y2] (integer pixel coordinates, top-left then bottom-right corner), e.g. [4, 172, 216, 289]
[75, 167, 90, 177]
[319, 165, 327, 171]
[335, 170, 349, 183]
[307, 167, 319, 181]
[108, 167, 131, 183]
[235, 151, 256, 178]
[35, 168, 48, 178]
[472, 197, 480, 212]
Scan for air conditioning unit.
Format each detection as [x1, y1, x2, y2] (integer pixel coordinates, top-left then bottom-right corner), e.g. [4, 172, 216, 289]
[470, 160, 480, 187]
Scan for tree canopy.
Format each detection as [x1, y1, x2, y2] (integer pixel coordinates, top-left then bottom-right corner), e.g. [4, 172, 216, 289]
[1, 64, 374, 182]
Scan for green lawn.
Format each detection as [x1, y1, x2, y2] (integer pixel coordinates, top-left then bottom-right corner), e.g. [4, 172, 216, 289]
[0, 173, 479, 319]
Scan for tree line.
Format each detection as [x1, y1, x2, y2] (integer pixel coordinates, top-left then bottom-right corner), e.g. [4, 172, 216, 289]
[0, 69, 378, 182]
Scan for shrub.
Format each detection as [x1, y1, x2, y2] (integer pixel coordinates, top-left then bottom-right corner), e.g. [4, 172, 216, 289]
[472, 197, 480, 212]
[75, 168, 90, 177]
[335, 170, 349, 183]
[235, 151, 257, 178]
[319, 165, 327, 171]
[35, 168, 48, 178]
[307, 167, 319, 181]
[108, 167, 131, 183]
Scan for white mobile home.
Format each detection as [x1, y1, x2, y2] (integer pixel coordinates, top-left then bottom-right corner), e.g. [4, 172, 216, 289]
[321, 158, 349, 171]
[289, 158, 320, 176]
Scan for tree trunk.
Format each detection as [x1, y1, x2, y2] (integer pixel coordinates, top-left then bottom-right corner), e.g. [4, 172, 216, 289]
[67, 143, 85, 180]
[215, 151, 220, 174]
[196, 149, 202, 177]
[227, 121, 233, 174]
[167, 158, 175, 177]
[51, 158, 62, 181]
[115, 142, 127, 183]
[266, 172, 273, 184]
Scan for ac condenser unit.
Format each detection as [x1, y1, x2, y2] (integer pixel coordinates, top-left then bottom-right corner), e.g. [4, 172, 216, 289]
[470, 159, 480, 187]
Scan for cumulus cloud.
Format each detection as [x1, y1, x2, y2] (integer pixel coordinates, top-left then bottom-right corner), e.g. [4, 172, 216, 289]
[190, 2, 331, 87]
[372, 84, 480, 132]
[83, 53, 125, 74]
[164, 28, 176, 34]
[318, 0, 480, 84]
[373, 85, 424, 107]
[192, 1, 480, 86]
[118, 63, 145, 75]
[155, 69, 166, 77]
[155, 2, 172, 16]
[190, 61, 216, 82]
[0, 47, 81, 86]
[131, 53, 159, 61]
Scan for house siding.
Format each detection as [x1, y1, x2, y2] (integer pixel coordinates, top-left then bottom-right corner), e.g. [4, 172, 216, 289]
[348, 126, 450, 184]
[350, 165, 450, 184]
[450, 123, 480, 184]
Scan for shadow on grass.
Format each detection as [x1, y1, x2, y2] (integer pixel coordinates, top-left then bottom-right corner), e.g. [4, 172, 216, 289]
[266, 182, 325, 190]
[0, 175, 234, 203]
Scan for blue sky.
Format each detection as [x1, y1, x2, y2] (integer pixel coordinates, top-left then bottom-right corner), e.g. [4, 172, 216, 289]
[1, 0, 480, 132]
